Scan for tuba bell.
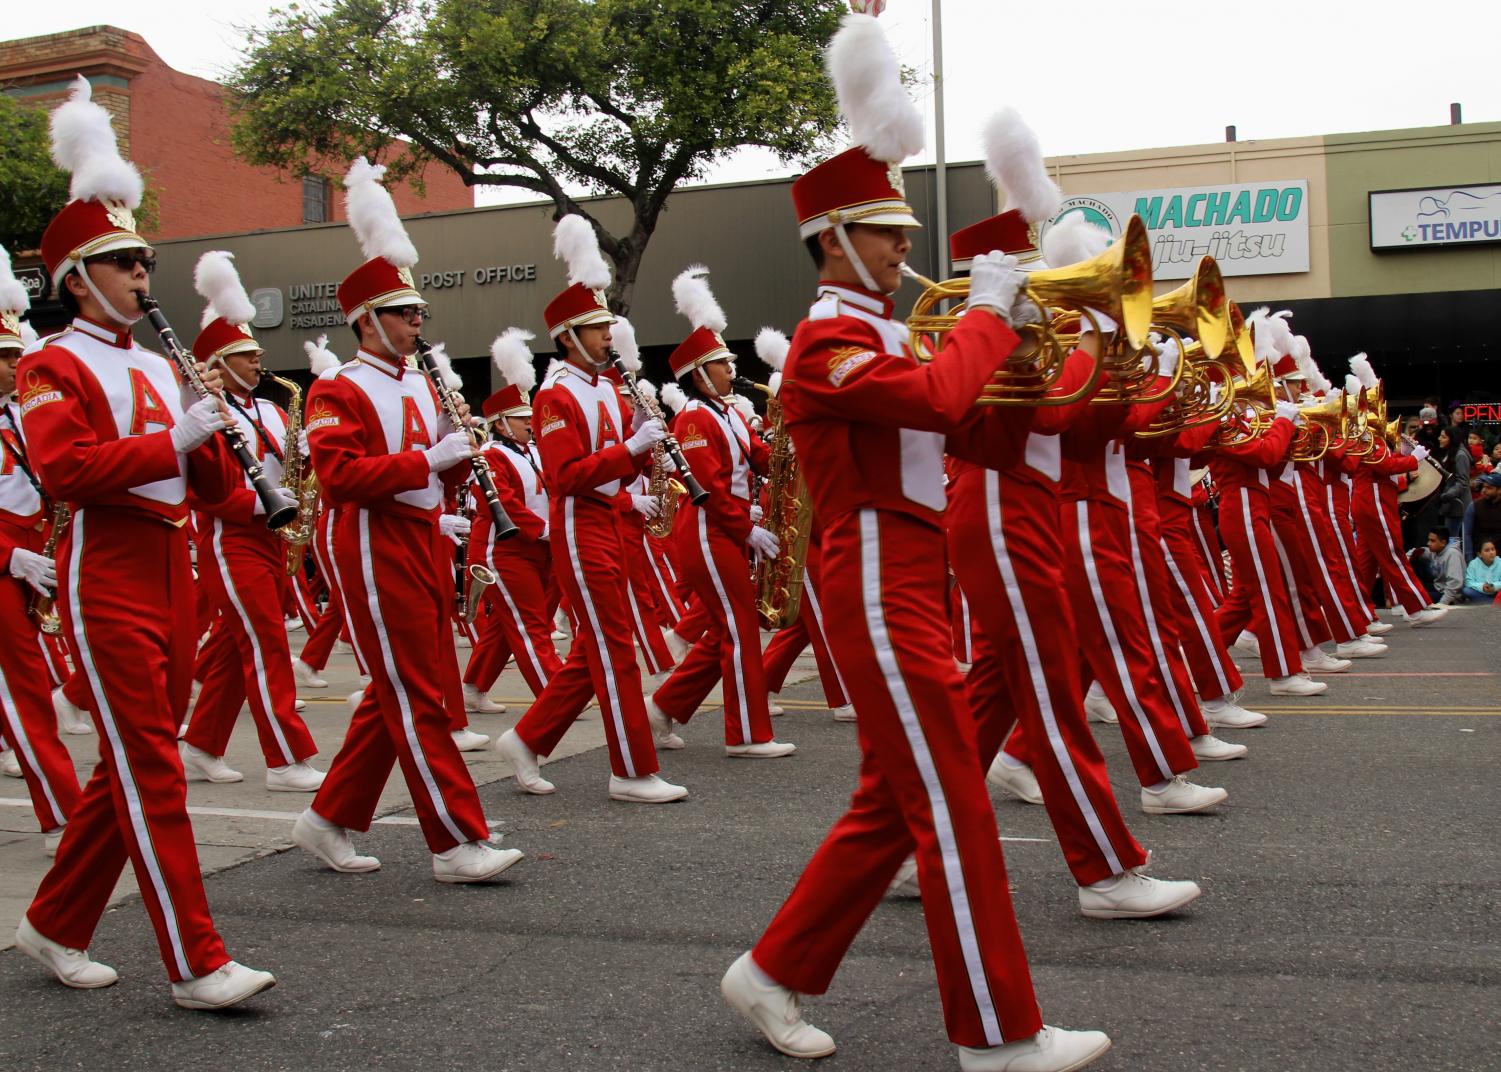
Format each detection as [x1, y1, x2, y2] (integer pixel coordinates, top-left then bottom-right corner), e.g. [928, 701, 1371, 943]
[1150, 257, 1229, 359]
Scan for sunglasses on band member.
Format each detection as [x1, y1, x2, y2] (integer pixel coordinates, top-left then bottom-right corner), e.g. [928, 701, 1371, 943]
[380, 306, 432, 325]
[86, 249, 158, 274]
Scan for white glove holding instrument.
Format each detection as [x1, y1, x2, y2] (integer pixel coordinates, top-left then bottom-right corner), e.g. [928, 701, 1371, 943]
[749, 503, 764, 524]
[170, 396, 230, 453]
[747, 525, 781, 562]
[1274, 400, 1303, 425]
[9, 548, 55, 596]
[424, 431, 475, 472]
[1411, 444, 1430, 463]
[626, 418, 668, 457]
[965, 252, 1032, 326]
[438, 513, 471, 545]
[298, 430, 311, 458]
[631, 494, 661, 519]
[253, 486, 299, 518]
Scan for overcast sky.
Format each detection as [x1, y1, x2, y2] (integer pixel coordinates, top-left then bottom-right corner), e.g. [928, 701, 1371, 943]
[13, 1, 1501, 204]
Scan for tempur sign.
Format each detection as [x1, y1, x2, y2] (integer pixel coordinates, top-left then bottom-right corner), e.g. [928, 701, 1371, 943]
[1369, 184, 1501, 250]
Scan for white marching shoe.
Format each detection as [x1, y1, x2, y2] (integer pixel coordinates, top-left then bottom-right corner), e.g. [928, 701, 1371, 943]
[662, 627, 690, 662]
[266, 762, 325, 792]
[43, 826, 64, 858]
[1404, 606, 1448, 628]
[767, 694, 785, 716]
[1232, 631, 1261, 659]
[721, 951, 836, 1059]
[495, 728, 555, 794]
[1365, 620, 1394, 636]
[726, 740, 797, 758]
[451, 727, 491, 752]
[1200, 695, 1268, 729]
[15, 917, 118, 989]
[608, 773, 688, 804]
[1301, 647, 1351, 674]
[432, 841, 524, 884]
[1334, 639, 1386, 659]
[346, 688, 366, 713]
[292, 659, 328, 688]
[284, 615, 304, 632]
[646, 700, 685, 750]
[0, 748, 19, 778]
[1268, 674, 1328, 696]
[291, 811, 381, 873]
[1141, 775, 1227, 815]
[831, 704, 857, 722]
[293, 698, 307, 712]
[53, 688, 92, 735]
[171, 961, 277, 1010]
[958, 1026, 1112, 1072]
[180, 743, 243, 784]
[1078, 870, 1202, 920]
[1190, 734, 1247, 762]
[462, 683, 506, 714]
[886, 854, 921, 898]
[986, 755, 1044, 805]
[1083, 692, 1118, 725]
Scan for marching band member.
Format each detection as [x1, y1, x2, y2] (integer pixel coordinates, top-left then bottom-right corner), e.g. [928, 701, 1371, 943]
[461, 328, 561, 704]
[1189, 474, 1226, 603]
[721, 18, 1109, 1071]
[632, 376, 692, 631]
[495, 215, 685, 804]
[646, 268, 793, 758]
[290, 157, 521, 884]
[0, 246, 81, 858]
[16, 78, 275, 1008]
[179, 252, 323, 792]
[1324, 374, 1392, 637]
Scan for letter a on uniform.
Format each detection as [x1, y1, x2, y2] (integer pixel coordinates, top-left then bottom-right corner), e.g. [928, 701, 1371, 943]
[595, 402, 620, 451]
[129, 368, 174, 434]
[400, 395, 432, 453]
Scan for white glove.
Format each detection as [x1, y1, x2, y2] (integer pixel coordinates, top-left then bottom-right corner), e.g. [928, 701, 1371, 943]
[424, 431, 474, 472]
[631, 493, 661, 519]
[747, 525, 781, 561]
[632, 405, 652, 433]
[964, 252, 1027, 324]
[9, 548, 56, 596]
[1274, 400, 1303, 425]
[169, 396, 230, 453]
[1144, 336, 1180, 374]
[626, 418, 668, 457]
[749, 503, 764, 524]
[1080, 308, 1118, 338]
[298, 429, 311, 459]
[438, 513, 471, 545]
[253, 486, 299, 517]
[1411, 444, 1430, 463]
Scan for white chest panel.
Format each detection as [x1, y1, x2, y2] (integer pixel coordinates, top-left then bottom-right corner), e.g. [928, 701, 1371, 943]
[339, 362, 443, 510]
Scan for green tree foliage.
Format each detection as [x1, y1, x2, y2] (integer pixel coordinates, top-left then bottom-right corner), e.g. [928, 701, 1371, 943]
[0, 94, 71, 252]
[229, 0, 845, 312]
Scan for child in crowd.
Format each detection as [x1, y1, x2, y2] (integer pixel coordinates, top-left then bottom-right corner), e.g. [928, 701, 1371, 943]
[1410, 527, 1466, 606]
[1462, 540, 1500, 604]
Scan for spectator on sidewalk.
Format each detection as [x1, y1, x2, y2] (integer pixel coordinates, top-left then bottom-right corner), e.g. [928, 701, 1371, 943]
[1410, 527, 1465, 606]
[1462, 540, 1500, 604]
[1467, 473, 1501, 562]
[1436, 428, 1471, 548]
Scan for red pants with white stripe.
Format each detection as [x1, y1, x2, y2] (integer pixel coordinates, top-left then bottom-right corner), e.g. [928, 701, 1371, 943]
[623, 520, 677, 676]
[672, 595, 709, 646]
[1214, 485, 1304, 678]
[642, 529, 686, 624]
[0, 569, 80, 832]
[512, 499, 660, 778]
[311, 508, 490, 852]
[38, 632, 70, 687]
[29, 509, 229, 981]
[949, 579, 973, 664]
[761, 548, 848, 709]
[1352, 478, 1428, 614]
[298, 505, 365, 674]
[753, 509, 1042, 1048]
[652, 511, 773, 746]
[948, 470, 1146, 886]
[463, 540, 561, 696]
[1157, 503, 1243, 703]
[1324, 475, 1378, 622]
[1191, 501, 1226, 604]
[1062, 497, 1200, 785]
[185, 520, 318, 765]
[1271, 485, 1360, 644]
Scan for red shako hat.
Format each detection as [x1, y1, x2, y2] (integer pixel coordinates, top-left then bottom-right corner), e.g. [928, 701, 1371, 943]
[545, 216, 615, 338]
[668, 267, 733, 379]
[486, 327, 537, 421]
[190, 251, 262, 363]
[336, 158, 426, 323]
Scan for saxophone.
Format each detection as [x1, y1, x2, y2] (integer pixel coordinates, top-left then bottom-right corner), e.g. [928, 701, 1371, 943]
[644, 443, 687, 539]
[752, 392, 813, 630]
[269, 375, 319, 575]
[30, 503, 70, 636]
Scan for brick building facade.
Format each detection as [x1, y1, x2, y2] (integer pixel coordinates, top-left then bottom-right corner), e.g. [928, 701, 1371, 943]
[0, 25, 472, 244]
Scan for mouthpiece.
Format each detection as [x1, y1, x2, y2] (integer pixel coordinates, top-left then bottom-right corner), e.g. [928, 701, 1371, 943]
[899, 263, 937, 289]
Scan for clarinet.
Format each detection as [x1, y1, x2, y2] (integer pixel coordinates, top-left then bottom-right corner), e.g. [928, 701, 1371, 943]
[608, 349, 709, 505]
[413, 337, 519, 541]
[134, 293, 297, 529]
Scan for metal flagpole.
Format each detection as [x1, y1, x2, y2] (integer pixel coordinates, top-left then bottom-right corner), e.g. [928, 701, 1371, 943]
[932, 0, 949, 279]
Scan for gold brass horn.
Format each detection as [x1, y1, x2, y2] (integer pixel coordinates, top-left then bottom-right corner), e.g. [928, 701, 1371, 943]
[1027, 213, 1156, 351]
[1151, 257, 1229, 359]
[1224, 301, 1256, 378]
[1136, 337, 1238, 438]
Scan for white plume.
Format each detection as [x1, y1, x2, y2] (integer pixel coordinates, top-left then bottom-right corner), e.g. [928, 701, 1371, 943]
[193, 251, 256, 328]
[490, 328, 537, 392]
[1042, 213, 1111, 269]
[1345, 373, 1362, 398]
[768, 370, 784, 398]
[1260, 309, 1296, 364]
[552, 215, 611, 290]
[981, 108, 1061, 225]
[660, 381, 688, 416]
[343, 157, 418, 267]
[429, 342, 463, 390]
[19, 321, 40, 351]
[304, 334, 340, 377]
[0, 246, 29, 314]
[672, 265, 727, 333]
[1246, 308, 1280, 367]
[826, 12, 924, 163]
[1350, 352, 1378, 391]
[754, 327, 790, 372]
[50, 76, 143, 208]
[636, 378, 659, 406]
[612, 315, 641, 372]
[1294, 336, 1331, 393]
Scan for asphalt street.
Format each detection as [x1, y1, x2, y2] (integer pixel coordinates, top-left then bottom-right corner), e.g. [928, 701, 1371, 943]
[0, 606, 1497, 1072]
